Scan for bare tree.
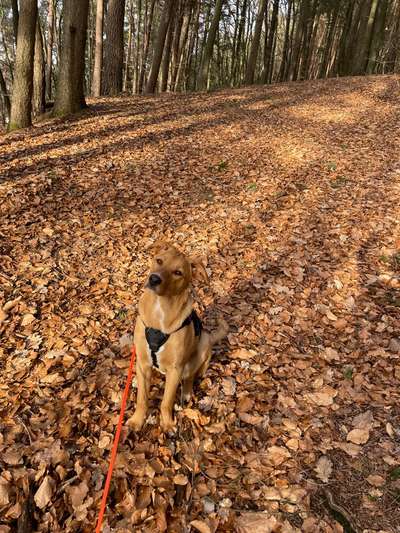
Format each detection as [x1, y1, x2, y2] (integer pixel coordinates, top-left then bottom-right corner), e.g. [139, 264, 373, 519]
[103, 0, 126, 95]
[198, 0, 224, 90]
[9, 0, 38, 131]
[245, 0, 268, 85]
[145, 0, 174, 94]
[92, 0, 104, 96]
[53, 0, 89, 116]
[45, 0, 55, 100]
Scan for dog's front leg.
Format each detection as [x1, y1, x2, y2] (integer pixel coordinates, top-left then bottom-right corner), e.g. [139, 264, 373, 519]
[128, 362, 151, 431]
[160, 367, 182, 432]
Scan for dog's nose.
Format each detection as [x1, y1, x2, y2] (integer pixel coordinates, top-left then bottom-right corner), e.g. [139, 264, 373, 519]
[149, 274, 162, 287]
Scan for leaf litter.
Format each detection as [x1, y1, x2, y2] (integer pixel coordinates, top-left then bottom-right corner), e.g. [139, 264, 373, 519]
[1, 76, 400, 531]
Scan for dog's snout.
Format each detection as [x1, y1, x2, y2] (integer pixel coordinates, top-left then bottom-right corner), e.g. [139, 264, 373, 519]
[149, 273, 162, 287]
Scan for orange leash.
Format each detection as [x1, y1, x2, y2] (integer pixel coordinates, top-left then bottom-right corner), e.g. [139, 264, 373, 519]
[95, 344, 136, 533]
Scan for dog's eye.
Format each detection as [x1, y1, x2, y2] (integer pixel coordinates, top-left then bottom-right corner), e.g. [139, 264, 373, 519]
[174, 270, 182, 276]
[156, 258, 163, 265]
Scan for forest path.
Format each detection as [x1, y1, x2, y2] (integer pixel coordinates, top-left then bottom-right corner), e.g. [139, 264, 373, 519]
[1, 75, 400, 532]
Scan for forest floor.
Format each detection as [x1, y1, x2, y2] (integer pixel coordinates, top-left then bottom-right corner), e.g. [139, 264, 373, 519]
[1, 75, 400, 533]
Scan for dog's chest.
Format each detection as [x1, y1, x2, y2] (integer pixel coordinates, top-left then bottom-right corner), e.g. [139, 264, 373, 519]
[144, 342, 167, 374]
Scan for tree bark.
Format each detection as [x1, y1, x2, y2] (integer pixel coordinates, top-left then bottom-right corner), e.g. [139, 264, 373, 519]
[103, 0, 126, 95]
[0, 67, 11, 120]
[232, 0, 248, 85]
[139, 0, 156, 93]
[53, 0, 89, 117]
[173, 0, 193, 91]
[198, 0, 224, 90]
[366, 0, 388, 74]
[161, 16, 174, 91]
[92, 0, 104, 96]
[263, 0, 280, 84]
[11, 0, 19, 45]
[145, 0, 174, 94]
[245, 0, 268, 85]
[9, 0, 37, 131]
[279, 0, 292, 81]
[33, 21, 46, 117]
[124, 0, 135, 91]
[45, 0, 55, 100]
[318, 1, 341, 78]
[300, 0, 317, 80]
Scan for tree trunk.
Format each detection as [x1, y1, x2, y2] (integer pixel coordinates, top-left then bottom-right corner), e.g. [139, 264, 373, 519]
[185, 0, 201, 90]
[92, 0, 104, 96]
[45, 0, 55, 100]
[161, 16, 174, 91]
[9, 0, 37, 131]
[33, 21, 46, 117]
[11, 0, 19, 45]
[173, 0, 193, 91]
[245, 0, 268, 85]
[263, 0, 280, 83]
[232, 0, 248, 85]
[288, 0, 310, 81]
[139, 0, 156, 93]
[366, 0, 388, 74]
[134, 0, 142, 93]
[279, 0, 292, 81]
[337, 0, 357, 76]
[53, 0, 89, 117]
[145, 0, 174, 94]
[300, 0, 318, 80]
[198, 0, 224, 90]
[0, 68, 11, 120]
[103, 0, 126, 95]
[124, 0, 135, 91]
[318, 1, 341, 78]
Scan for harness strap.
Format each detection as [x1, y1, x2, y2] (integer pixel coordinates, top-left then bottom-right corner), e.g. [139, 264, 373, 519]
[142, 310, 202, 368]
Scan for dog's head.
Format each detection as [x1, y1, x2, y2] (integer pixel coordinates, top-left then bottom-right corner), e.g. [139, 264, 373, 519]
[146, 240, 208, 296]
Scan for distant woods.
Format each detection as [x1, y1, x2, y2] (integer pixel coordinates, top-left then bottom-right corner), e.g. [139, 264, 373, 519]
[1, 0, 400, 129]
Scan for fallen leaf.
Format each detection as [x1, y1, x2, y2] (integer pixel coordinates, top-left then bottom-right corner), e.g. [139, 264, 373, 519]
[265, 446, 291, 466]
[366, 475, 385, 487]
[315, 456, 332, 483]
[34, 476, 55, 509]
[189, 520, 212, 533]
[307, 386, 337, 406]
[347, 428, 370, 445]
[21, 313, 36, 326]
[235, 512, 279, 533]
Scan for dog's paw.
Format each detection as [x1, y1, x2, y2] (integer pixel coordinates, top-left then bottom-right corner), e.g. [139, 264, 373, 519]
[160, 413, 176, 434]
[127, 412, 145, 432]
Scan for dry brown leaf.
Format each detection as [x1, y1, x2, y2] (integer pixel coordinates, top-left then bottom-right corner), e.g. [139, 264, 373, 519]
[315, 456, 332, 483]
[173, 474, 188, 485]
[307, 386, 337, 406]
[21, 313, 36, 326]
[229, 348, 256, 360]
[366, 475, 385, 487]
[189, 520, 212, 533]
[0, 480, 10, 506]
[235, 512, 279, 533]
[347, 428, 370, 445]
[34, 475, 55, 509]
[265, 446, 291, 466]
[239, 412, 264, 426]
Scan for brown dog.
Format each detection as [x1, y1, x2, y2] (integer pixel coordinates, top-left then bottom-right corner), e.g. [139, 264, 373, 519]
[128, 241, 228, 432]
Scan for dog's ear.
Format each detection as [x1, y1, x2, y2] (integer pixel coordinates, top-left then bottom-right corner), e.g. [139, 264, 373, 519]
[190, 256, 209, 283]
[148, 239, 169, 255]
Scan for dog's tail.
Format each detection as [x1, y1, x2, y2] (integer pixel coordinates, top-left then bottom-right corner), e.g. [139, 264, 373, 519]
[209, 318, 229, 346]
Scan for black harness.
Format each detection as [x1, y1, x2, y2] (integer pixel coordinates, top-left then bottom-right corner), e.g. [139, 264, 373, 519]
[143, 310, 202, 367]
